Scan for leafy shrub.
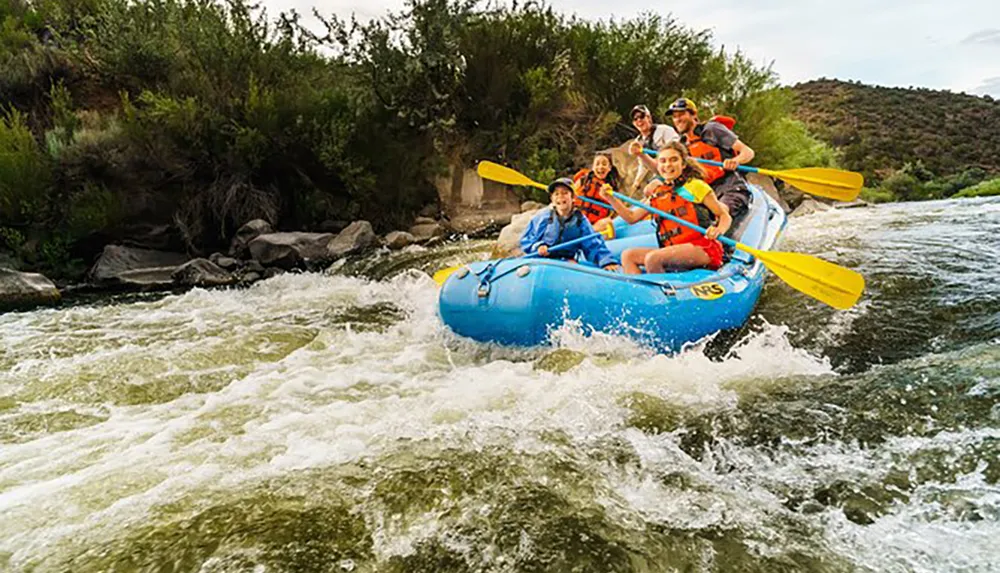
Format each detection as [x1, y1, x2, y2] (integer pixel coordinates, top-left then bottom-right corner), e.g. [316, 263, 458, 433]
[0, 108, 53, 226]
[953, 178, 1000, 198]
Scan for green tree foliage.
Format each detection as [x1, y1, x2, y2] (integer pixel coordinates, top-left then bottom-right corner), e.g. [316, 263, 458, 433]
[1, 0, 829, 276]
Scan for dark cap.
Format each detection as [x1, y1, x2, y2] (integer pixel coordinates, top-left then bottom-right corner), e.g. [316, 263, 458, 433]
[547, 177, 575, 195]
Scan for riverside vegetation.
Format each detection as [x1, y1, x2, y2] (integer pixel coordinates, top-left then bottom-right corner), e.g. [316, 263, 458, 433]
[0, 0, 836, 281]
[1, 0, 995, 283]
[792, 79, 1000, 203]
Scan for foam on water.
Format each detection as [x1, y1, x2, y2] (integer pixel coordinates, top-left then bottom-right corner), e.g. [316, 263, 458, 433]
[1, 200, 999, 571]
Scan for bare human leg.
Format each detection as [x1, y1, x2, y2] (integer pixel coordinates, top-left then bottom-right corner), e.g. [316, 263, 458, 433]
[643, 244, 711, 273]
[621, 247, 656, 275]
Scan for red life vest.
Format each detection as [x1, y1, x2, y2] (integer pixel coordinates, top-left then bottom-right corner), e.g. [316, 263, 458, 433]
[685, 121, 736, 185]
[572, 169, 613, 223]
[710, 115, 736, 130]
[649, 183, 708, 247]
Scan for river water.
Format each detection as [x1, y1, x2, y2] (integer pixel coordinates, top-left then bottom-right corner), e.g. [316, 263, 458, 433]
[1, 197, 998, 572]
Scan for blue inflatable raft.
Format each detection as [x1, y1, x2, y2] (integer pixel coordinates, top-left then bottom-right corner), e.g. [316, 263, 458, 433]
[438, 186, 787, 352]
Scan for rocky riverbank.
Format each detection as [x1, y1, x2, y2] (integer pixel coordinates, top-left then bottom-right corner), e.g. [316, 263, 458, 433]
[0, 171, 855, 313]
[0, 213, 464, 312]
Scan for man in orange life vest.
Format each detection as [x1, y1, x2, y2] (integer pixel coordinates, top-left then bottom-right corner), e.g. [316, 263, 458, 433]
[667, 97, 756, 228]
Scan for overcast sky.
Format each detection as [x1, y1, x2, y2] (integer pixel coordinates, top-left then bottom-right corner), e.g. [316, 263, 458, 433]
[262, 0, 1000, 96]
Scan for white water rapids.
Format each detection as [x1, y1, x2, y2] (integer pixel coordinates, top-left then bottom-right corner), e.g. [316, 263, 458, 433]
[1, 198, 999, 572]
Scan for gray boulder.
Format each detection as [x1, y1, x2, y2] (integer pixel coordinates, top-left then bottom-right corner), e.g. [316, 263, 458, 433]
[409, 222, 446, 243]
[238, 271, 262, 284]
[492, 208, 543, 258]
[114, 267, 178, 289]
[413, 216, 436, 225]
[229, 219, 274, 258]
[89, 245, 189, 283]
[448, 213, 511, 236]
[790, 198, 833, 217]
[521, 200, 546, 212]
[384, 231, 416, 250]
[172, 259, 235, 287]
[0, 268, 60, 311]
[745, 173, 791, 213]
[248, 232, 335, 269]
[243, 260, 265, 273]
[327, 221, 377, 258]
[208, 252, 239, 270]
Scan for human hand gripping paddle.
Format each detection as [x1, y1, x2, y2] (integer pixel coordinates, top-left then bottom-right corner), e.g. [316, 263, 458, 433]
[641, 148, 864, 202]
[432, 232, 604, 285]
[474, 161, 865, 309]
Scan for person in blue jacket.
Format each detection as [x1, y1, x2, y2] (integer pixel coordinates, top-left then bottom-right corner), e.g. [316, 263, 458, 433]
[520, 178, 621, 271]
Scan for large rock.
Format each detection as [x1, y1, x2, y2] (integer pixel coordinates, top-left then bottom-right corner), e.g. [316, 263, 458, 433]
[208, 252, 239, 270]
[790, 198, 833, 217]
[745, 173, 791, 213]
[448, 213, 512, 237]
[0, 268, 60, 311]
[120, 223, 183, 251]
[409, 222, 447, 242]
[521, 200, 546, 212]
[327, 221, 377, 258]
[89, 245, 189, 283]
[384, 231, 416, 250]
[114, 267, 178, 289]
[172, 259, 235, 287]
[771, 179, 807, 211]
[248, 232, 335, 269]
[229, 219, 274, 258]
[492, 208, 543, 258]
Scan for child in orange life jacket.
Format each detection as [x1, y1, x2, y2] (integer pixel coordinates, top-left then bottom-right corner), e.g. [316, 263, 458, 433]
[571, 151, 621, 235]
[601, 141, 732, 275]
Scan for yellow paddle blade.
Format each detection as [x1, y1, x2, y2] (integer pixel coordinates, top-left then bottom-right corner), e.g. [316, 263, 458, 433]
[759, 167, 864, 202]
[477, 161, 548, 190]
[739, 244, 865, 310]
[433, 266, 460, 286]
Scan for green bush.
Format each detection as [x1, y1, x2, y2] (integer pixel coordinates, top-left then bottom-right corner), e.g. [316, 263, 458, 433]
[859, 186, 894, 204]
[0, 108, 53, 226]
[953, 178, 1000, 198]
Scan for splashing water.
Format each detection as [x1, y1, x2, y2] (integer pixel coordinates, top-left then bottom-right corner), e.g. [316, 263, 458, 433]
[1, 198, 998, 572]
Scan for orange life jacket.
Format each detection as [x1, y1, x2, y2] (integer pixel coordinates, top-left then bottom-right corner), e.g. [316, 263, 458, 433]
[685, 121, 736, 185]
[649, 183, 709, 247]
[572, 169, 613, 223]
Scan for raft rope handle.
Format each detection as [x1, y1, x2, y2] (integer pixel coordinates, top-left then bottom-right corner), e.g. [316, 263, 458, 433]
[481, 257, 752, 292]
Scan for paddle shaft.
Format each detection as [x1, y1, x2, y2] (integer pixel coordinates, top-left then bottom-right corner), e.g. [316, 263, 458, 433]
[576, 195, 614, 210]
[526, 232, 603, 258]
[641, 147, 757, 177]
[641, 148, 855, 190]
[610, 192, 741, 251]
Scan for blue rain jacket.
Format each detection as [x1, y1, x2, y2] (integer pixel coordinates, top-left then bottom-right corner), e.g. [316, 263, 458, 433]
[520, 207, 618, 268]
